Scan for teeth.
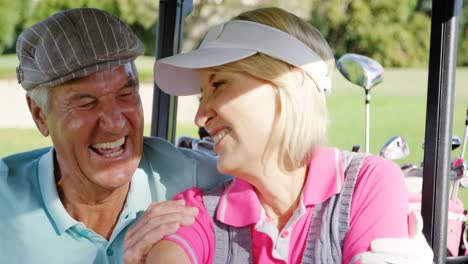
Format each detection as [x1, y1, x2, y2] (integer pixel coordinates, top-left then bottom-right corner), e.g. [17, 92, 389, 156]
[105, 149, 124, 157]
[212, 129, 230, 144]
[92, 137, 125, 149]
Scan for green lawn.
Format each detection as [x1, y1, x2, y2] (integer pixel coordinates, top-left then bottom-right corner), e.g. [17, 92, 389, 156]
[0, 54, 20, 78]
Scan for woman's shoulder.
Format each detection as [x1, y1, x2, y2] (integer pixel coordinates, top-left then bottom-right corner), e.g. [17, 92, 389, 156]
[173, 187, 206, 212]
[337, 148, 402, 176]
[167, 185, 225, 264]
[173, 179, 235, 211]
[359, 154, 404, 181]
[342, 153, 409, 263]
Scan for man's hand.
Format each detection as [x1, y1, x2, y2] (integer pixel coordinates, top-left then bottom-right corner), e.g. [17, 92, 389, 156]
[124, 199, 198, 264]
[360, 210, 434, 264]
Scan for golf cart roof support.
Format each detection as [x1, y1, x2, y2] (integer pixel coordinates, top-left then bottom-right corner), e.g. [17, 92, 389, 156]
[421, 0, 463, 262]
[151, 0, 193, 143]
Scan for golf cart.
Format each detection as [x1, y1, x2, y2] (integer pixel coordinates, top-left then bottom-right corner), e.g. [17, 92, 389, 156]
[150, 0, 466, 263]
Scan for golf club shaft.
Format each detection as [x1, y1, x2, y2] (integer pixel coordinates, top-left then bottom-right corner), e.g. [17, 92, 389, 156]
[451, 108, 468, 201]
[365, 91, 370, 153]
[460, 108, 468, 158]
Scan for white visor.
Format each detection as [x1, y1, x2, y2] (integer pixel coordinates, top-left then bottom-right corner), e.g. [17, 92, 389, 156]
[154, 20, 331, 96]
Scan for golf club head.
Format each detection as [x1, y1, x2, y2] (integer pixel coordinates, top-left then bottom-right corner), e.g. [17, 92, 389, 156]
[460, 177, 468, 188]
[336, 53, 384, 91]
[452, 135, 461, 151]
[176, 136, 216, 157]
[401, 163, 420, 178]
[352, 145, 361, 152]
[379, 136, 410, 160]
[404, 167, 423, 177]
[450, 157, 467, 181]
[176, 136, 194, 149]
[422, 135, 462, 151]
[401, 163, 418, 171]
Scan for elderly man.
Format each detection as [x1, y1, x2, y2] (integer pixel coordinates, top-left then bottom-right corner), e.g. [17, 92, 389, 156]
[0, 8, 228, 263]
[1, 7, 433, 264]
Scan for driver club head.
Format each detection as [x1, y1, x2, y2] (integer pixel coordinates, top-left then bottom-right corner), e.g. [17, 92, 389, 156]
[336, 53, 384, 91]
[379, 136, 410, 160]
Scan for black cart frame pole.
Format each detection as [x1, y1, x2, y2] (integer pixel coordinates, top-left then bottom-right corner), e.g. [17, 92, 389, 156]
[151, 0, 193, 142]
[420, 0, 463, 262]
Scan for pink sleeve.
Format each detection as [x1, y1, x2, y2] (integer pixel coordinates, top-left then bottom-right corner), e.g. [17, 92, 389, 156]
[164, 187, 214, 264]
[342, 155, 409, 264]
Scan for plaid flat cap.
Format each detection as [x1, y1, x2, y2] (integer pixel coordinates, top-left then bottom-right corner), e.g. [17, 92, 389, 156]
[16, 8, 144, 91]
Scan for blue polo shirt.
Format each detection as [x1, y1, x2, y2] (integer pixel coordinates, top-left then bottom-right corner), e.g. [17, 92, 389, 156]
[0, 137, 228, 263]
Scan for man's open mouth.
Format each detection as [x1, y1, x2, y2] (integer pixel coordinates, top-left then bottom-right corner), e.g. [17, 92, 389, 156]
[90, 137, 126, 157]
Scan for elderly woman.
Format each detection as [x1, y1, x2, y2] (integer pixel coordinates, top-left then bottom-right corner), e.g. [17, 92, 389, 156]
[147, 7, 410, 264]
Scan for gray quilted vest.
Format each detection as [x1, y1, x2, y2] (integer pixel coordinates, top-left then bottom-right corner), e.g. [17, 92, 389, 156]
[202, 151, 366, 264]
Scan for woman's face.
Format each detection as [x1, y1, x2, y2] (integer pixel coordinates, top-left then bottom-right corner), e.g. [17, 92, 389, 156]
[195, 70, 280, 176]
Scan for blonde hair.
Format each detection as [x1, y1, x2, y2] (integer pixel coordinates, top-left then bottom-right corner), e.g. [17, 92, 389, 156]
[205, 7, 334, 170]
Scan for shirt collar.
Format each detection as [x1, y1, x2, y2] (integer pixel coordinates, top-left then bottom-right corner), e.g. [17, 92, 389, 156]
[38, 148, 153, 235]
[216, 178, 262, 227]
[38, 148, 77, 235]
[121, 168, 153, 218]
[303, 147, 344, 205]
[215, 147, 344, 227]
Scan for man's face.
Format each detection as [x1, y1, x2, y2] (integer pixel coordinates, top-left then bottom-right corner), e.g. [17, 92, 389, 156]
[40, 64, 144, 191]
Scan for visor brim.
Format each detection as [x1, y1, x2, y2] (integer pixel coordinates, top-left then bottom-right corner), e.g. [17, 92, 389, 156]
[154, 48, 256, 96]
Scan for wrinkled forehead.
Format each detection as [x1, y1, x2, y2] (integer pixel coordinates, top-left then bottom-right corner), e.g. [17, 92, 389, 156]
[64, 62, 137, 86]
[53, 63, 138, 94]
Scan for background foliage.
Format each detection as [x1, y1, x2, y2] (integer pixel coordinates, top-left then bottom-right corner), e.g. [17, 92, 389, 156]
[309, 0, 431, 67]
[0, 0, 465, 66]
[2, 0, 158, 55]
[459, 1, 468, 65]
[0, 0, 31, 54]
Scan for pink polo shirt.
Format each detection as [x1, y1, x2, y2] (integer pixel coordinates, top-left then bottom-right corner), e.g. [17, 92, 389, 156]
[165, 147, 409, 264]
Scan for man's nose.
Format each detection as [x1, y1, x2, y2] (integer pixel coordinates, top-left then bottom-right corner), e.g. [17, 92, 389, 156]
[99, 100, 125, 133]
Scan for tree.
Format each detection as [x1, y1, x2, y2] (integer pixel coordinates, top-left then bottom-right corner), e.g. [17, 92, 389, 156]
[182, 0, 316, 51]
[458, 2, 467, 66]
[414, 0, 468, 66]
[0, 0, 31, 53]
[309, 0, 431, 67]
[25, 0, 158, 55]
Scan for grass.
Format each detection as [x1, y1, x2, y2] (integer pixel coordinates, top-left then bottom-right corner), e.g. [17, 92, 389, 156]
[0, 128, 52, 155]
[0, 54, 20, 78]
[328, 67, 468, 165]
[327, 68, 468, 204]
[2, 53, 468, 205]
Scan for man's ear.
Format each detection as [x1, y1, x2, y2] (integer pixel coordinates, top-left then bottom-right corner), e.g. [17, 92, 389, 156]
[26, 96, 49, 137]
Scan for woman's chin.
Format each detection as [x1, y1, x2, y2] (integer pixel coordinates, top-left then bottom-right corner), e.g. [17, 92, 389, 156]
[216, 162, 230, 175]
[216, 157, 236, 175]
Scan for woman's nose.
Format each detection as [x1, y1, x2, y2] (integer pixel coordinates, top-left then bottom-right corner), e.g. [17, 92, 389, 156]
[194, 99, 214, 129]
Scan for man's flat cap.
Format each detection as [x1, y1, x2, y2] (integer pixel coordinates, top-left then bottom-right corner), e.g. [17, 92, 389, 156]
[16, 8, 144, 91]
